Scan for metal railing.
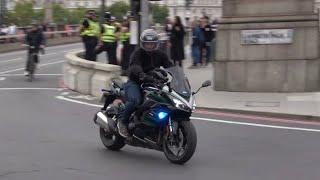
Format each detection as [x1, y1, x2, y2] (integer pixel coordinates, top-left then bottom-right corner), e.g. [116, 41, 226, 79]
[0, 30, 79, 43]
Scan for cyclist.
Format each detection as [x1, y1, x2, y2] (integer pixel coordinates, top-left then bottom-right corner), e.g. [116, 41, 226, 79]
[23, 22, 45, 76]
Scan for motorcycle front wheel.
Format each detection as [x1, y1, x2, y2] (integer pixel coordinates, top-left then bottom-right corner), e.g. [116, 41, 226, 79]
[163, 121, 197, 165]
[99, 128, 125, 151]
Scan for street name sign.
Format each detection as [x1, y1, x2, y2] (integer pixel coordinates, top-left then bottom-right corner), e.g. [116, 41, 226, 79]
[241, 29, 294, 45]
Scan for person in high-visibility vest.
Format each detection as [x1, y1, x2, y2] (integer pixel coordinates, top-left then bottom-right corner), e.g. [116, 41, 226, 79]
[95, 13, 120, 65]
[120, 13, 136, 74]
[80, 10, 100, 61]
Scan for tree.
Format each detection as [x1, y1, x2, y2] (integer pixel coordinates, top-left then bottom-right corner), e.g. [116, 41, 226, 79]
[151, 4, 169, 24]
[106, 1, 130, 22]
[52, 3, 69, 25]
[9, 0, 35, 26]
[68, 7, 87, 24]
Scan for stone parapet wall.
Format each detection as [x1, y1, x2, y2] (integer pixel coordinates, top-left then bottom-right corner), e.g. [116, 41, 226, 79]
[64, 51, 122, 97]
[216, 21, 319, 61]
[215, 59, 320, 92]
[215, 0, 320, 92]
[223, 0, 315, 17]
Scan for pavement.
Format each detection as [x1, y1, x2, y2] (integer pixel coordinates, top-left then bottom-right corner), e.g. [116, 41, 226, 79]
[183, 58, 320, 118]
[0, 43, 320, 179]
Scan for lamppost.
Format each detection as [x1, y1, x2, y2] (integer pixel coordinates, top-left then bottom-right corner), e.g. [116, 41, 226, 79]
[0, 0, 6, 26]
[185, 0, 192, 25]
[44, 0, 53, 24]
[100, 0, 106, 25]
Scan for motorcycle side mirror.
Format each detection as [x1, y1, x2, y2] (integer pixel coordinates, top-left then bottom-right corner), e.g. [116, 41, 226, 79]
[193, 80, 212, 95]
[202, 80, 212, 88]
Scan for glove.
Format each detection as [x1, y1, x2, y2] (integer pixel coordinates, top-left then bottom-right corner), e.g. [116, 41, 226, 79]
[140, 73, 156, 83]
[149, 70, 168, 83]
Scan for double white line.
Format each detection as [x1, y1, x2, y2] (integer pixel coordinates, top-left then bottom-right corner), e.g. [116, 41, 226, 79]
[0, 60, 65, 75]
[55, 95, 320, 133]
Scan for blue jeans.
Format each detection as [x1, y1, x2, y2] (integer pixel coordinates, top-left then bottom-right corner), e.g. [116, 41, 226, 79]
[119, 80, 142, 124]
[191, 45, 200, 65]
[200, 42, 212, 64]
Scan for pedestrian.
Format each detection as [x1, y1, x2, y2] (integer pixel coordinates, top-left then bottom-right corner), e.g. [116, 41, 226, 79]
[95, 13, 120, 65]
[164, 17, 172, 38]
[8, 23, 17, 43]
[189, 20, 204, 69]
[41, 22, 48, 32]
[8, 23, 17, 35]
[170, 16, 185, 67]
[200, 16, 214, 66]
[120, 13, 136, 75]
[23, 21, 45, 76]
[211, 19, 218, 62]
[1, 25, 8, 35]
[80, 10, 100, 61]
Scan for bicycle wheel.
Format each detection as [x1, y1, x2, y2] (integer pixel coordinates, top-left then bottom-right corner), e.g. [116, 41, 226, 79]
[27, 53, 36, 82]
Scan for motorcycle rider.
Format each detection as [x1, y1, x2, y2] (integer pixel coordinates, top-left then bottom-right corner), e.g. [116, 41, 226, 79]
[23, 21, 45, 76]
[117, 29, 173, 138]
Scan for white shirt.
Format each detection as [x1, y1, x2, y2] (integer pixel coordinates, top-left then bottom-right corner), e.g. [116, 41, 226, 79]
[8, 25, 17, 35]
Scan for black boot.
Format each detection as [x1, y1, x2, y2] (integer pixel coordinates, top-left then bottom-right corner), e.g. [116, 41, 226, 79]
[117, 120, 129, 138]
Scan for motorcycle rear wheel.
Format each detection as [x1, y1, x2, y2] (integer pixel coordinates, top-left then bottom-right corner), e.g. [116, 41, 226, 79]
[163, 121, 197, 165]
[99, 128, 125, 151]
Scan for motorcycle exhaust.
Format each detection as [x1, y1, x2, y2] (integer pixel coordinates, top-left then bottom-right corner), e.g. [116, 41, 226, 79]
[94, 112, 110, 131]
[94, 111, 117, 133]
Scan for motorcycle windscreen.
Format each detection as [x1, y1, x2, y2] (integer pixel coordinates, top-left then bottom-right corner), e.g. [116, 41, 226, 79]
[166, 66, 191, 100]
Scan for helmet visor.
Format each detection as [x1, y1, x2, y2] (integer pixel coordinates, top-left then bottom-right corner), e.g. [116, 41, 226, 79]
[142, 42, 158, 51]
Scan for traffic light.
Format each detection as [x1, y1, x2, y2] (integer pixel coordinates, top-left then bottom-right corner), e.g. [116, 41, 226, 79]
[131, 0, 140, 17]
[185, 0, 193, 8]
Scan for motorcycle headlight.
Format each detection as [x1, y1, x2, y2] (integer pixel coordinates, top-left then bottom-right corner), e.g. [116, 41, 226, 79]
[172, 98, 190, 111]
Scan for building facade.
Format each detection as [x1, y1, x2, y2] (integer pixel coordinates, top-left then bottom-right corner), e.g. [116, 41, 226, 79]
[315, 0, 320, 11]
[154, 0, 222, 22]
[5, 0, 320, 19]
[5, 0, 129, 10]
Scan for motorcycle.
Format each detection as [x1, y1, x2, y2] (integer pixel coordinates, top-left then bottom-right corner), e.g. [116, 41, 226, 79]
[93, 67, 211, 164]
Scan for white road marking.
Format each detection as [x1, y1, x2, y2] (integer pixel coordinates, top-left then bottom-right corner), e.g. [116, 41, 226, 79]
[0, 43, 81, 58]
[0, 77, 6, 81]
[55, 95, 320, 133]
[192, 117, 320, 133]
[0, 88, 63, 91]
[62, 48, 82, 53]
[47, 43, 82, 50]
[61, 92, 70, 96]
[0, 58, 23, 64]
[0, 73, 62, 77]
[68, 95, 97, 101]
[0, 51, 25, 57]
[0, 60, 64, 75]
[41, 52, 57, 56]
[56, 96, 103, 108]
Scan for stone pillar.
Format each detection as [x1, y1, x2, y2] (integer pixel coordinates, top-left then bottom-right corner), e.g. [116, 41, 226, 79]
[215, 0, 320, 92]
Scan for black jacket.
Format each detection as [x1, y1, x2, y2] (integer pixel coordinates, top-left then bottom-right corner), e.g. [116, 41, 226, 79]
[128, 48, 173, 83]
[201, 24, 214, 43]
[25, 29, 45, 49]
[170, 25, 185, 61]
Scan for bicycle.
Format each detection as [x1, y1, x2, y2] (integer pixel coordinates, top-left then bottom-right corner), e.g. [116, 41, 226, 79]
[22, 44, 44, 82]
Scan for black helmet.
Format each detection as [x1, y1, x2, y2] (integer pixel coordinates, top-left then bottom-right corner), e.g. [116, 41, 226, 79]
[140, 29, 159, 52]
[104, 11, 111, 20]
